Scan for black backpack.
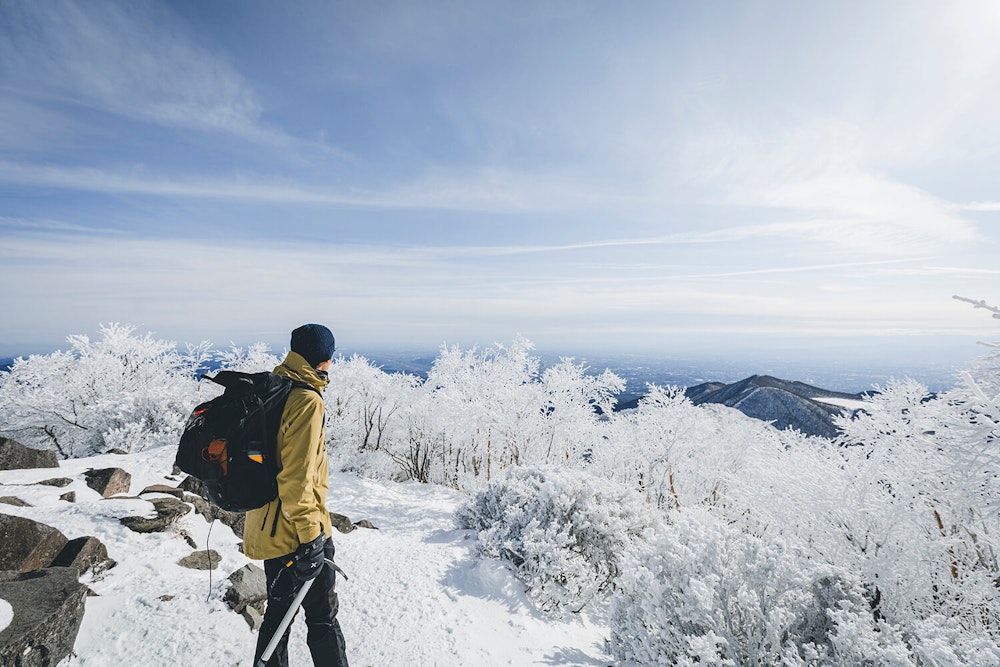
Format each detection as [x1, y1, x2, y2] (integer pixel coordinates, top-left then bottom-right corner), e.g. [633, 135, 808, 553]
[174, 371, 319, 512]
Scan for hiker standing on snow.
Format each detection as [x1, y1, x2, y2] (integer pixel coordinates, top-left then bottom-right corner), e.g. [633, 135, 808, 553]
[245, 323, 349, 667]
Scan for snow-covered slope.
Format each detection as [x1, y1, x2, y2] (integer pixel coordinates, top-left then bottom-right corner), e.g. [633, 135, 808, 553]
[0, 447, 611, 666]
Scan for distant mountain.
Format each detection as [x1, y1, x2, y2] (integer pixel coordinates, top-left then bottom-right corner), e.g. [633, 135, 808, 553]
[618, 374, 867, 439]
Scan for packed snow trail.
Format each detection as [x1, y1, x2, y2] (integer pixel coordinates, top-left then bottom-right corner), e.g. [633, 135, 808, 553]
[0, 447, 611, 666]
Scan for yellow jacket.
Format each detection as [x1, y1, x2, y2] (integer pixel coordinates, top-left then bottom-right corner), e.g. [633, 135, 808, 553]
[243, 352, 333, 561]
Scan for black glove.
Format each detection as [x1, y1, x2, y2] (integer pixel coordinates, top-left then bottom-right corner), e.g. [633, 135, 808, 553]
[292, 532, 327, 582]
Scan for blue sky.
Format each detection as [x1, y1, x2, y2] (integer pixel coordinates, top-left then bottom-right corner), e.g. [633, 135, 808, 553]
[1, 1, 998, 369]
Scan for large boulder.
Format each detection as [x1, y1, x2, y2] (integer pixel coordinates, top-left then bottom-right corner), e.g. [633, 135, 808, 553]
[0, 439, 59, 471]
[0, 567, 88, 666]
[0, 515, 68, 573]
[224, 564, 267, 629]
[224, 563, 266, 614]
[84, 468, 131, 498]
[51, 537, 116, 577]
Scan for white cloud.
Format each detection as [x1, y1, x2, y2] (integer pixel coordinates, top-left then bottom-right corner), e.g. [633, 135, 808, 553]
[1, 231, 992, 354]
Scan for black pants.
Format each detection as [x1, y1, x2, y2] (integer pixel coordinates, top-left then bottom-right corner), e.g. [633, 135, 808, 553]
[254, 539, 349, 667]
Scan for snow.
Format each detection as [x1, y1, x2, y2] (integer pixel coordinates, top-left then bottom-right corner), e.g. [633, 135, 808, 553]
[0, 598, 11, 634]
[813, 395, 867, 411]
[0, 447, 611, 666]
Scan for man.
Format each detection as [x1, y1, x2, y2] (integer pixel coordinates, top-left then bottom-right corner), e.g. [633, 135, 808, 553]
[245, 323, 349, 667]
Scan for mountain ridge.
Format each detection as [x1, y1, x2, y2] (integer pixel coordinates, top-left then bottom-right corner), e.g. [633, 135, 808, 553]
[618, 374, 866, 439]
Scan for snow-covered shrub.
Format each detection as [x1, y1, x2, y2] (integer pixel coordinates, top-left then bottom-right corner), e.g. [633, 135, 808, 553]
[456, 465, 654, 614]
[0, 324, 209, 457]
[609, 510, 909, 667]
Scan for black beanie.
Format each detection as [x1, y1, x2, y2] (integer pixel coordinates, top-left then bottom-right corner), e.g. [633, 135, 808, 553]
[290, 323, 336, 368]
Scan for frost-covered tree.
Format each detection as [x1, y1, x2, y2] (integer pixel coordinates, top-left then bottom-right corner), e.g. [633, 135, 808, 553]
[0, 324, 208, 457]
[213, 342, 282, 373]
[324, 354, 421, 479]
[832, 375, 1000, 643]
[411, 338, 623, 489]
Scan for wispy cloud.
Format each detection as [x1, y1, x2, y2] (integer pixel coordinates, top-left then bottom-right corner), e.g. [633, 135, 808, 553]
[0, 1, 319, 152]
[0, 161, 626, 213]
[961, 201, 1000, 212]
[0, 216, 125, 235]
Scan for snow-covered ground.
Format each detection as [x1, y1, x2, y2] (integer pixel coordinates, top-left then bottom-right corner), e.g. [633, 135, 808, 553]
[813, 395, 867, 411]
[0, 447, 611, 666]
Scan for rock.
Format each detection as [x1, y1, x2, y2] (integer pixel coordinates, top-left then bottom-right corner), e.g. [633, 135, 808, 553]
[177, 550, 220, 570]
[185, 494, 245, 539]
[37, 478, 73, 488]
[60, 492, 76, 503]
[354, 519, 379, 530]
[0, 514, 68, 573]
[159, 594, 174, 602]
[330, 512, 356, 534]
[50, 537, 116, 577]
[0, 497, 30, 507]
[0, 568, 88, 667]
[120, 497, 191, 533]
[84, 468, 131, 498]
[224, 563, 267, 615]
[0, 438, 59, 471]
[139, 484, 186, 500]
[242, 604, 264, 631]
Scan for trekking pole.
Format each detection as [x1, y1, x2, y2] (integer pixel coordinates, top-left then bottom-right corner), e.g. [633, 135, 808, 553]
[255, 559, 345, 667]
[255, 576, 316, 667]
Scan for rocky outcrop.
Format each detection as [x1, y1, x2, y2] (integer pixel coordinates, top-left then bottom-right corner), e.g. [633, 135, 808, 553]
[139, 484, 186, 500]
[50, 537, 116, 577]
[84, 468, 131, 498]
[0, 514, 68, 573]
[37, 478, 73, 488]
[179, 476, 245, 539]
[0, 497, 31, 507]
[0, 567, 88, 666]
[330, 512, 355, 534]
[120, 497, 190, 533]
[0, 438, 59, 471]
[331, 512, 378, 533]
[177, 550, 220, 570]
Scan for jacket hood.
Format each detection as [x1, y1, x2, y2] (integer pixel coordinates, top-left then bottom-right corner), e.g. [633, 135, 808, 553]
[274, 351, 330, 393]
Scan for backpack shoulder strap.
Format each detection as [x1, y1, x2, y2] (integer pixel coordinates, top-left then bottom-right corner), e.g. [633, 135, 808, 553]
[289, 379, 322, 397]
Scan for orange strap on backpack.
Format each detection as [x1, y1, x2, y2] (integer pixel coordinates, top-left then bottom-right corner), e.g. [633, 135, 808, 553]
[202, 439, 229, 476]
